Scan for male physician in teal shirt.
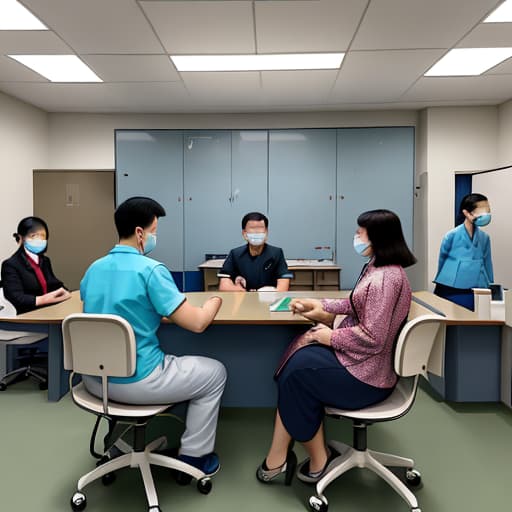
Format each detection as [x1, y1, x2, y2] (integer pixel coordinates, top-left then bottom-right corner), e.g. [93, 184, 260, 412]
[80, 196, 226, 476]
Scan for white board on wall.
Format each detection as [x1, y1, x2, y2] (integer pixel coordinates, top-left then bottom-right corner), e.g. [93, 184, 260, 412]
[473, 166, 512, 288]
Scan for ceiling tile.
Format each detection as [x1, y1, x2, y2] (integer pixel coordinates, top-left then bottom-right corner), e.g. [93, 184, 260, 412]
[140, 1, 255, 54]
[255, 0, 366, 53]
[0, 55, 48, 81]
[0, 30, 70, 53]
[0, 82, 191, 112]
[261, 70, 338, 105]
[181, 71, 262, 106]
[352, 0, 500, 50]
[82, 55, 181, 82]
[487, 57, 512, 74]
[22, 0, 163, 54]
[457, 23, 512, 48]
[331, 49, 444, 102]
[402, 74, 512, 103]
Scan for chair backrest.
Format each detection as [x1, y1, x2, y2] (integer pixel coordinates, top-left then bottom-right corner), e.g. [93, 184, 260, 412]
[62, 313, 136, 378]
[0, 287, 17, 318]
[394, 314, 444, 378]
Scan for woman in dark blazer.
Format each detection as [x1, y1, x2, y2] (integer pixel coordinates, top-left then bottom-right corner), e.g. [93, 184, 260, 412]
[1, 217, 71, 314]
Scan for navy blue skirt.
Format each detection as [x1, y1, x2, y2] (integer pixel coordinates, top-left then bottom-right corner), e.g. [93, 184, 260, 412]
[277, 345, 394, 442]
[434, 283, 474, 311]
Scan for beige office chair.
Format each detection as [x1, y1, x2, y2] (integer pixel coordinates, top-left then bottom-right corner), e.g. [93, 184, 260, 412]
[306, 314, 444, 512]
[0, 287, 48, 391]
[62, 313, 212, 512]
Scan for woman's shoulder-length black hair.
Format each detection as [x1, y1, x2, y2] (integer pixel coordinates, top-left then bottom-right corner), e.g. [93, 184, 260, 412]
[357, 209, 416, 268]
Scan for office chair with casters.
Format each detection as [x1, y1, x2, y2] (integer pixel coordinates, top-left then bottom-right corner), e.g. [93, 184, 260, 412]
[306, 314, 444, 512]
[62, 313, 212, 512]
[0, 287, 48, 391]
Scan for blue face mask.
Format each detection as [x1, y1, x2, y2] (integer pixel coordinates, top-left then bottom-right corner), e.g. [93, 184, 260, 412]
[353, 235, 371, 256]
[143, 232, 157, 255]
[473, 213, 491, 227]
[24, 239, 47, 255]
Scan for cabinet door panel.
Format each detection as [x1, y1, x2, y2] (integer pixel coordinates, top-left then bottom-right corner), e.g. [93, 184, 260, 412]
[183, 131, 232, 271]
[230, 130, 268, 246]
[337, 127, 414, 288]
[268, 129, 336, 259]
[116, 130, 184, 270]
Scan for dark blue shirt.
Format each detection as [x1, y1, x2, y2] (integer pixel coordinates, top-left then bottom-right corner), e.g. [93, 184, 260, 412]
[218, 244, 292, 290]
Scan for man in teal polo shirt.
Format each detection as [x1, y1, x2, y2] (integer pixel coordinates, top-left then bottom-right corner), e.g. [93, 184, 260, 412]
[80, 196, 226, 475]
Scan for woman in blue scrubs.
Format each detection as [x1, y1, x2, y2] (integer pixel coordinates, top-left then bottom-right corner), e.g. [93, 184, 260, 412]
[433, 193, 493, 310]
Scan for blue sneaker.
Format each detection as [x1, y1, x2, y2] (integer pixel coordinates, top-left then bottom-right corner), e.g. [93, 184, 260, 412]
[178, 452, 220, 476]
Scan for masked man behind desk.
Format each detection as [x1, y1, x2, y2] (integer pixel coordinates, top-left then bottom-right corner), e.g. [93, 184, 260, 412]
[218, 212, 293, 292]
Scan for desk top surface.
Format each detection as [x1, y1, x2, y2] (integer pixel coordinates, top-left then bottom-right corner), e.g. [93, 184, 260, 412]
[199, 259, 340, 270]
[0, 290, 503, 326]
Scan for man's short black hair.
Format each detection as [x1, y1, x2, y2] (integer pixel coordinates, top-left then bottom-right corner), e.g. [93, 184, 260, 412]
[241, 212, 268, 230]
[114, 197, 166, 239]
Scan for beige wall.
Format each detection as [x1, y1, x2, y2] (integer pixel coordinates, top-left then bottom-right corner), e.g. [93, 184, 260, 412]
[0, 92, 48, 263]
[423, 106, 499, 289]
[498, 99, 512, 167]
[47, 110, 418, 169]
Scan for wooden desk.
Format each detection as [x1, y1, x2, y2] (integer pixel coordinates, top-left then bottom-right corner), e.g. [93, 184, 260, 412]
[1, 290, 504, 405]
[198, 259, 341, 291]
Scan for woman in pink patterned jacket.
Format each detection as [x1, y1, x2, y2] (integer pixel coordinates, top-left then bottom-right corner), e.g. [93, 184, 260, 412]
[256, 209, 416, 486]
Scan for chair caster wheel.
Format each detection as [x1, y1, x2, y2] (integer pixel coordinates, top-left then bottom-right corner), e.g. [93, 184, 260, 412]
[70, 491, 87, 511]
[197, 477, 212, 495]
[174, 471, 192, 486]
[148, 507, 161, 512]
[0, 382, 6, 391]
[309, 495, 328, 512]
[411, 508, 422, 512]
[405, 468, 422, 487]
[101, 472, 116, 486]
[39, 382, 48, 390]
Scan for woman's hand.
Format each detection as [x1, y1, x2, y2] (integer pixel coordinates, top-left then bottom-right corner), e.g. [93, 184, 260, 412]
[290, 298, 322, 318]
[37, 287, 72, 307]
[303, 325, 333, 346]
[290, 298, 335, 326]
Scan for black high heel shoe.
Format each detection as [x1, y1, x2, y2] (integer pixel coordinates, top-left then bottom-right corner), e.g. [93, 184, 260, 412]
[256, 445, 297, 486]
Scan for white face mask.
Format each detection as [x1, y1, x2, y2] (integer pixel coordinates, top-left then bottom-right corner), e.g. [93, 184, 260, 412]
[246, 232, 266, 246]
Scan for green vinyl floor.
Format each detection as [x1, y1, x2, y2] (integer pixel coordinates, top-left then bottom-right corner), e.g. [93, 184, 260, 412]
[0, 380, 511, 512]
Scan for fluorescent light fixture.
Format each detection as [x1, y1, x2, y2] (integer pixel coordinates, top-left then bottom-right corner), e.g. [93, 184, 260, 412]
[171, 53, 344, 72]
[484, 0, 512, 22]
[7, 55, 102, 82]
[424, 48, 512, 76]
[0, 0, 47, 30]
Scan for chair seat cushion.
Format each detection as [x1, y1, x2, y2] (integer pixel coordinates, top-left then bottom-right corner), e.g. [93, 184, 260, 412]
[72, 382, 171, 418]
[325, 377, 415, 421]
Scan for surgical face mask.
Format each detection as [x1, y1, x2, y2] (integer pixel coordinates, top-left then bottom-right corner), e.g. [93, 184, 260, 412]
[24, 239, 47, 255]
[353, 235, 371, 256]
[473, 213, 491, 227]
[143, 232, 157, 255]
[246, 232, 266, 246]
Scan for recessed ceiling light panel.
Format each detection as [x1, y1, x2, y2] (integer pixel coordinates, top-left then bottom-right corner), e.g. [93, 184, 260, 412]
[171, 53, 344, 72]
[425, 48, 512, 76]
[0, 0, 47, 30]
[484, 0, 512, 22]
[7, 55, 102, 82]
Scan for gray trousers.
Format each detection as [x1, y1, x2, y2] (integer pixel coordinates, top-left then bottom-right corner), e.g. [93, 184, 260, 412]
[83, 354, 227, 457]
